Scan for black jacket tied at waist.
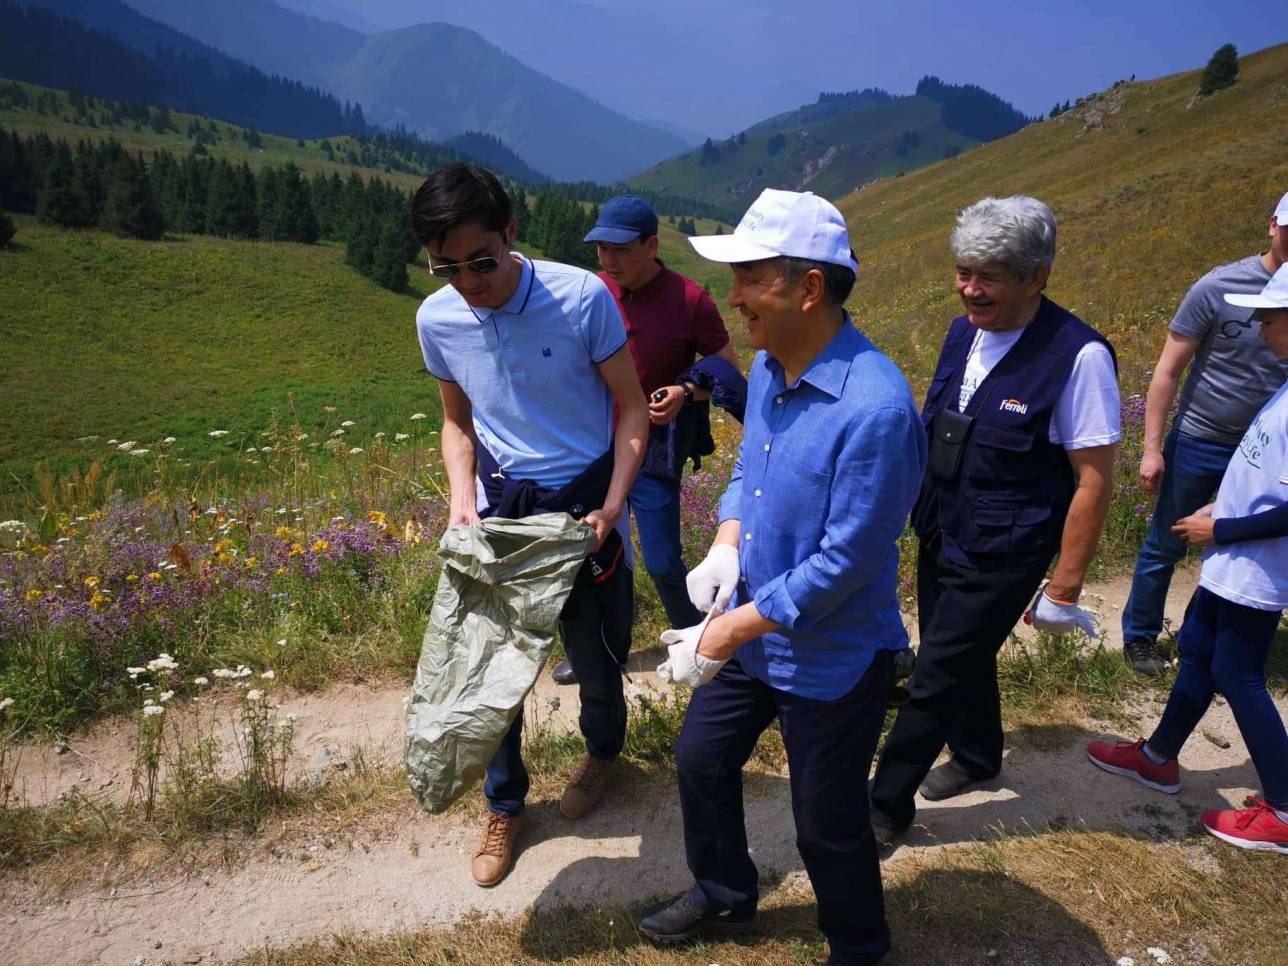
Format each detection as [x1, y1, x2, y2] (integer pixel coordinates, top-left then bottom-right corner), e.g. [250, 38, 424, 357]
[640, 355, 748, 481]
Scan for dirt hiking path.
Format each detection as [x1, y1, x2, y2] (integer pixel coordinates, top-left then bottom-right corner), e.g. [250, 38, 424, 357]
[7, 566, 1280, 966]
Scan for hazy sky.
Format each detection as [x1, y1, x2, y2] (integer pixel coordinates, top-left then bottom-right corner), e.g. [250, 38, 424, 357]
[281, 0, 1287, 138]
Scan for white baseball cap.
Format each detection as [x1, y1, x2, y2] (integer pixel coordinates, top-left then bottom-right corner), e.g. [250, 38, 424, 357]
[1275, 190, 1288, 223]
[688, 189, 859, 273]
[1225, 263, 1288, 310]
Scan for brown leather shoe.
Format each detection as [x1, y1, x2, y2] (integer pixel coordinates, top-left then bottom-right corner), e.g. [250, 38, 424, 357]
[559, 754, 615, 819]
[470, 811, 522, 887]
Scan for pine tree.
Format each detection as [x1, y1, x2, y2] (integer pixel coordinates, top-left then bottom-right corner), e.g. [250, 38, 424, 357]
[38, 143, 93, 228]
[1198, 44, 1239, 96]
[0, 210, 15, 248]
[372, 213, 409, 291]
[101, 155, 164, 240]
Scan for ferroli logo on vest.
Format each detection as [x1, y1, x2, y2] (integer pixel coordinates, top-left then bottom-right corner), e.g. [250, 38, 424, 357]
[999, 398, 1029, 415]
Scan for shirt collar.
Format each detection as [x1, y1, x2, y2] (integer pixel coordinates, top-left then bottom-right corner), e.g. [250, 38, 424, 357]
[469, 254, 534, 322]
[763, 315, 861, 400]
[604, 259, 669, 301]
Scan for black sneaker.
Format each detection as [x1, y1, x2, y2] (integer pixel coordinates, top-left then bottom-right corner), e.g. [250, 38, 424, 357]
[636, 893, 756, 944]
[552, 658, 577, 685]
[919, 759, 997, 801]
[870, 811, 907, 851]
[1124, 640, 1165, 677]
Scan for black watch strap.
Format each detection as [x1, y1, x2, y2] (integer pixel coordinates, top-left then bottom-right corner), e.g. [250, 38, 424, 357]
[681, 383, 695, 405]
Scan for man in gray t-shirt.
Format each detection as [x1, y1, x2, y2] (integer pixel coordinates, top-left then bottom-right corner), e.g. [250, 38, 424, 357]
[1121, 191, 1288, 674]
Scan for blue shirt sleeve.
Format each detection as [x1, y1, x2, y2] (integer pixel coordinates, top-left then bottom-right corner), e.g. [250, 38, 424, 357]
[417, 320, 454, 382]
[580, 274, 629, 365]
[718, 439, 745, 523]
[1213, 502, 1288, 545]
[751, 405, 925, 630]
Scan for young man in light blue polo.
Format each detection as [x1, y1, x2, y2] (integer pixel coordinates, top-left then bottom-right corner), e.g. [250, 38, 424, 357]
[411, 164, 649, 887]
[638, 190, 926, 965]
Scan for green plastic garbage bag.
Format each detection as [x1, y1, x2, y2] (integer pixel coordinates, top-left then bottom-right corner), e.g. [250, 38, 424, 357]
[405, 512, 594, 813]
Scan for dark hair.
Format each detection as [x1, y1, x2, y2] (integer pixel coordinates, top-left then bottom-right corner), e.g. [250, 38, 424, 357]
[412, 163, 513, 248]
[775, 255, 856, 306]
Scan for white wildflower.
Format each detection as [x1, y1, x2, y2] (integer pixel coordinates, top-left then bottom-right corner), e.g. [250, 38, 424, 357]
[331, 428, 345, 437]
[0, 519, 28, 533]
[116, 440, 137, 451]
[208, 429, 229, 437]
[276, 638, 287, 647]
[130, 449, 150, 457]
[298, 433, 309, 441]
[1147, 950, 1170, 965]
[236, 666, 253, 678]
[246, 689, 264, 702]
[260, 670, 275, 680]
[0, 697, 14, 712]
[323, 405, 336, 413]
[246, 446, 257, 453]
[106, 438, 119, 445]
[212, 668, 235, 679]
[192, 677, 209, 686]
[143, 698, 155, 706]
[341, 420, 355, 428]
[159, 690, 174, 703]
[349, 447, 363, 455]
[162, 436, 177, 444]
[374, 431, 385, 438]
[1118, 959, 1136, 966]
[146, 653, 179, 672]
[126, 666, 146, 676]
[409, 412, 427, 420]
[394, 432, 410, 442]
[143, 705, 165, 717]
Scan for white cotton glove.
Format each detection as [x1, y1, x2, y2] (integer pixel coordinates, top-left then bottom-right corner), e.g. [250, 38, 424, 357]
[1026, 591, 1099, 638]
[686, 543, 740, 613]
[656, 614, 726, 688]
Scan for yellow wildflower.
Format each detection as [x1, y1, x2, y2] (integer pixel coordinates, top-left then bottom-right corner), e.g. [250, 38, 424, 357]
[289, 542, 305, 558]
[83, 575, 100, 589]
[213, 538, 235, 554]
[89, 590, 111, 610]
[275, 566, 288, 575]
[367, 510, 388, 527]
[275, 525, 296, 540]
[310, 539, 331, 554]
[244, 556, 259, 570]
[403, 518, 424, 545]
[24, 588, 43, 602]
[146, 571, 163, 581]
[125, 574, 139, 583]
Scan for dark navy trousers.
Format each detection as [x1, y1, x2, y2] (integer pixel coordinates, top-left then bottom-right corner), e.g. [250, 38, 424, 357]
[676, 650, 894, 964]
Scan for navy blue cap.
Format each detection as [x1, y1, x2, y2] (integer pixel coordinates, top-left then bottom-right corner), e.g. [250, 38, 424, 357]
[583, 195, 659, 244]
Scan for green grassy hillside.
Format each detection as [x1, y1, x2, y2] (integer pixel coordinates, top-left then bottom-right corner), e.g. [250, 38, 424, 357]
[628, 95, 979, 215]
[0, 215, 732, 511]
[840, 42, 1288, 396]
[0, 82, 425, 192]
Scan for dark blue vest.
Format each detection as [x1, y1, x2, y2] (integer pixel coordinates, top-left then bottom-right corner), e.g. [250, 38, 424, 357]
[911, 296, 1116, 568]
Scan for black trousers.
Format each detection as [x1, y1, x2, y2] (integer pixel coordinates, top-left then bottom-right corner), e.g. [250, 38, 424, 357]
[869, 537, 1048, 829]
[676, 651, 894, 964]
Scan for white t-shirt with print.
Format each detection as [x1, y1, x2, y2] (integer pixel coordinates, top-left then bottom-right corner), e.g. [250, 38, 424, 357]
[957, 328, 1122, 450]
[1200, 382, 1288, 611]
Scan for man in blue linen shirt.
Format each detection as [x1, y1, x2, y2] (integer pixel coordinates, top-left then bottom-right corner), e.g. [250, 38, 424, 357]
[637, 189, 926, 965]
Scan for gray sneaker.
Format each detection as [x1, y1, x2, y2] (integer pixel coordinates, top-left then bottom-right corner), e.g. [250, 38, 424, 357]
[637, 893, 756, 944]
[1124, 640, 1166, 677]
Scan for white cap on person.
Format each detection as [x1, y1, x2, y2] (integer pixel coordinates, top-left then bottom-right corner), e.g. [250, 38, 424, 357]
[1225, 263, 1288, 310]
[688, 189, 859, 273]
[1275, 190, 1288, 224]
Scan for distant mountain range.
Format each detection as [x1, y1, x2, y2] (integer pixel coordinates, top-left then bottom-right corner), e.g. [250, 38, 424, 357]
[114, 0, 687, 183]
[4, 0, 366, 139]
[629, 77, 1033, 212]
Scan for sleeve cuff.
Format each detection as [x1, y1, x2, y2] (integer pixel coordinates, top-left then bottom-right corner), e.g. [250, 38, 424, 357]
[752, 576, 800, 630]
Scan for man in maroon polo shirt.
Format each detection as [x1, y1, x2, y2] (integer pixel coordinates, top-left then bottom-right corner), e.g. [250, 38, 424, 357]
[552, 196, 738, 684]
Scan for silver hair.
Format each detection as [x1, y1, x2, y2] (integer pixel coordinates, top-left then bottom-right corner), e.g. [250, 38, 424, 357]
[950, 196, 1057, 280]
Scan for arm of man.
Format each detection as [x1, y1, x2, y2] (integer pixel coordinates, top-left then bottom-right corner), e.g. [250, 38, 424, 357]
[1046, 444, 1116, 602]
[651, 291, 739, 421]
[1140, 332, 1200, 493]
[584, 346, 649, 549]
[438, 379, 481, 526]
[698, 405, 924, 660]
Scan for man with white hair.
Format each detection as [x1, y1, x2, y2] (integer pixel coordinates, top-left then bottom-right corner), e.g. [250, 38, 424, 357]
[869, 196, 1121, 845]
[637, 189, 925, 963]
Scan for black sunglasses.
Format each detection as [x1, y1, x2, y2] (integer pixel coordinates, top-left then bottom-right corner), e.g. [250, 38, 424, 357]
[427, 254, 502, 280]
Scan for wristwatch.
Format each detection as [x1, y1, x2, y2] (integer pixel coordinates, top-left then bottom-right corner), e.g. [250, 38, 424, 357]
[681, 383, 695, 406]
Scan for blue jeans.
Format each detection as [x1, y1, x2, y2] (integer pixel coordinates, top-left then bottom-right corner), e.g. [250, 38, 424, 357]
[1121, 428, 1237, 647]
[1148, 586, 1288, 807]
[484, 558, 633, 815]
[676, 652, 893, 964]
[630, 472, 701, 629]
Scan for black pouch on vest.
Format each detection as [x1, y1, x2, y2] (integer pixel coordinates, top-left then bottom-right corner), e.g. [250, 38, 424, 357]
[928, 409, 974, 481]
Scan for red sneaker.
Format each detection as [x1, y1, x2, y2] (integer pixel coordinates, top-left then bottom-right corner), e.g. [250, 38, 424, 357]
[1086, 738, 1180, 794]
[1202, 798, 1288, 854]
